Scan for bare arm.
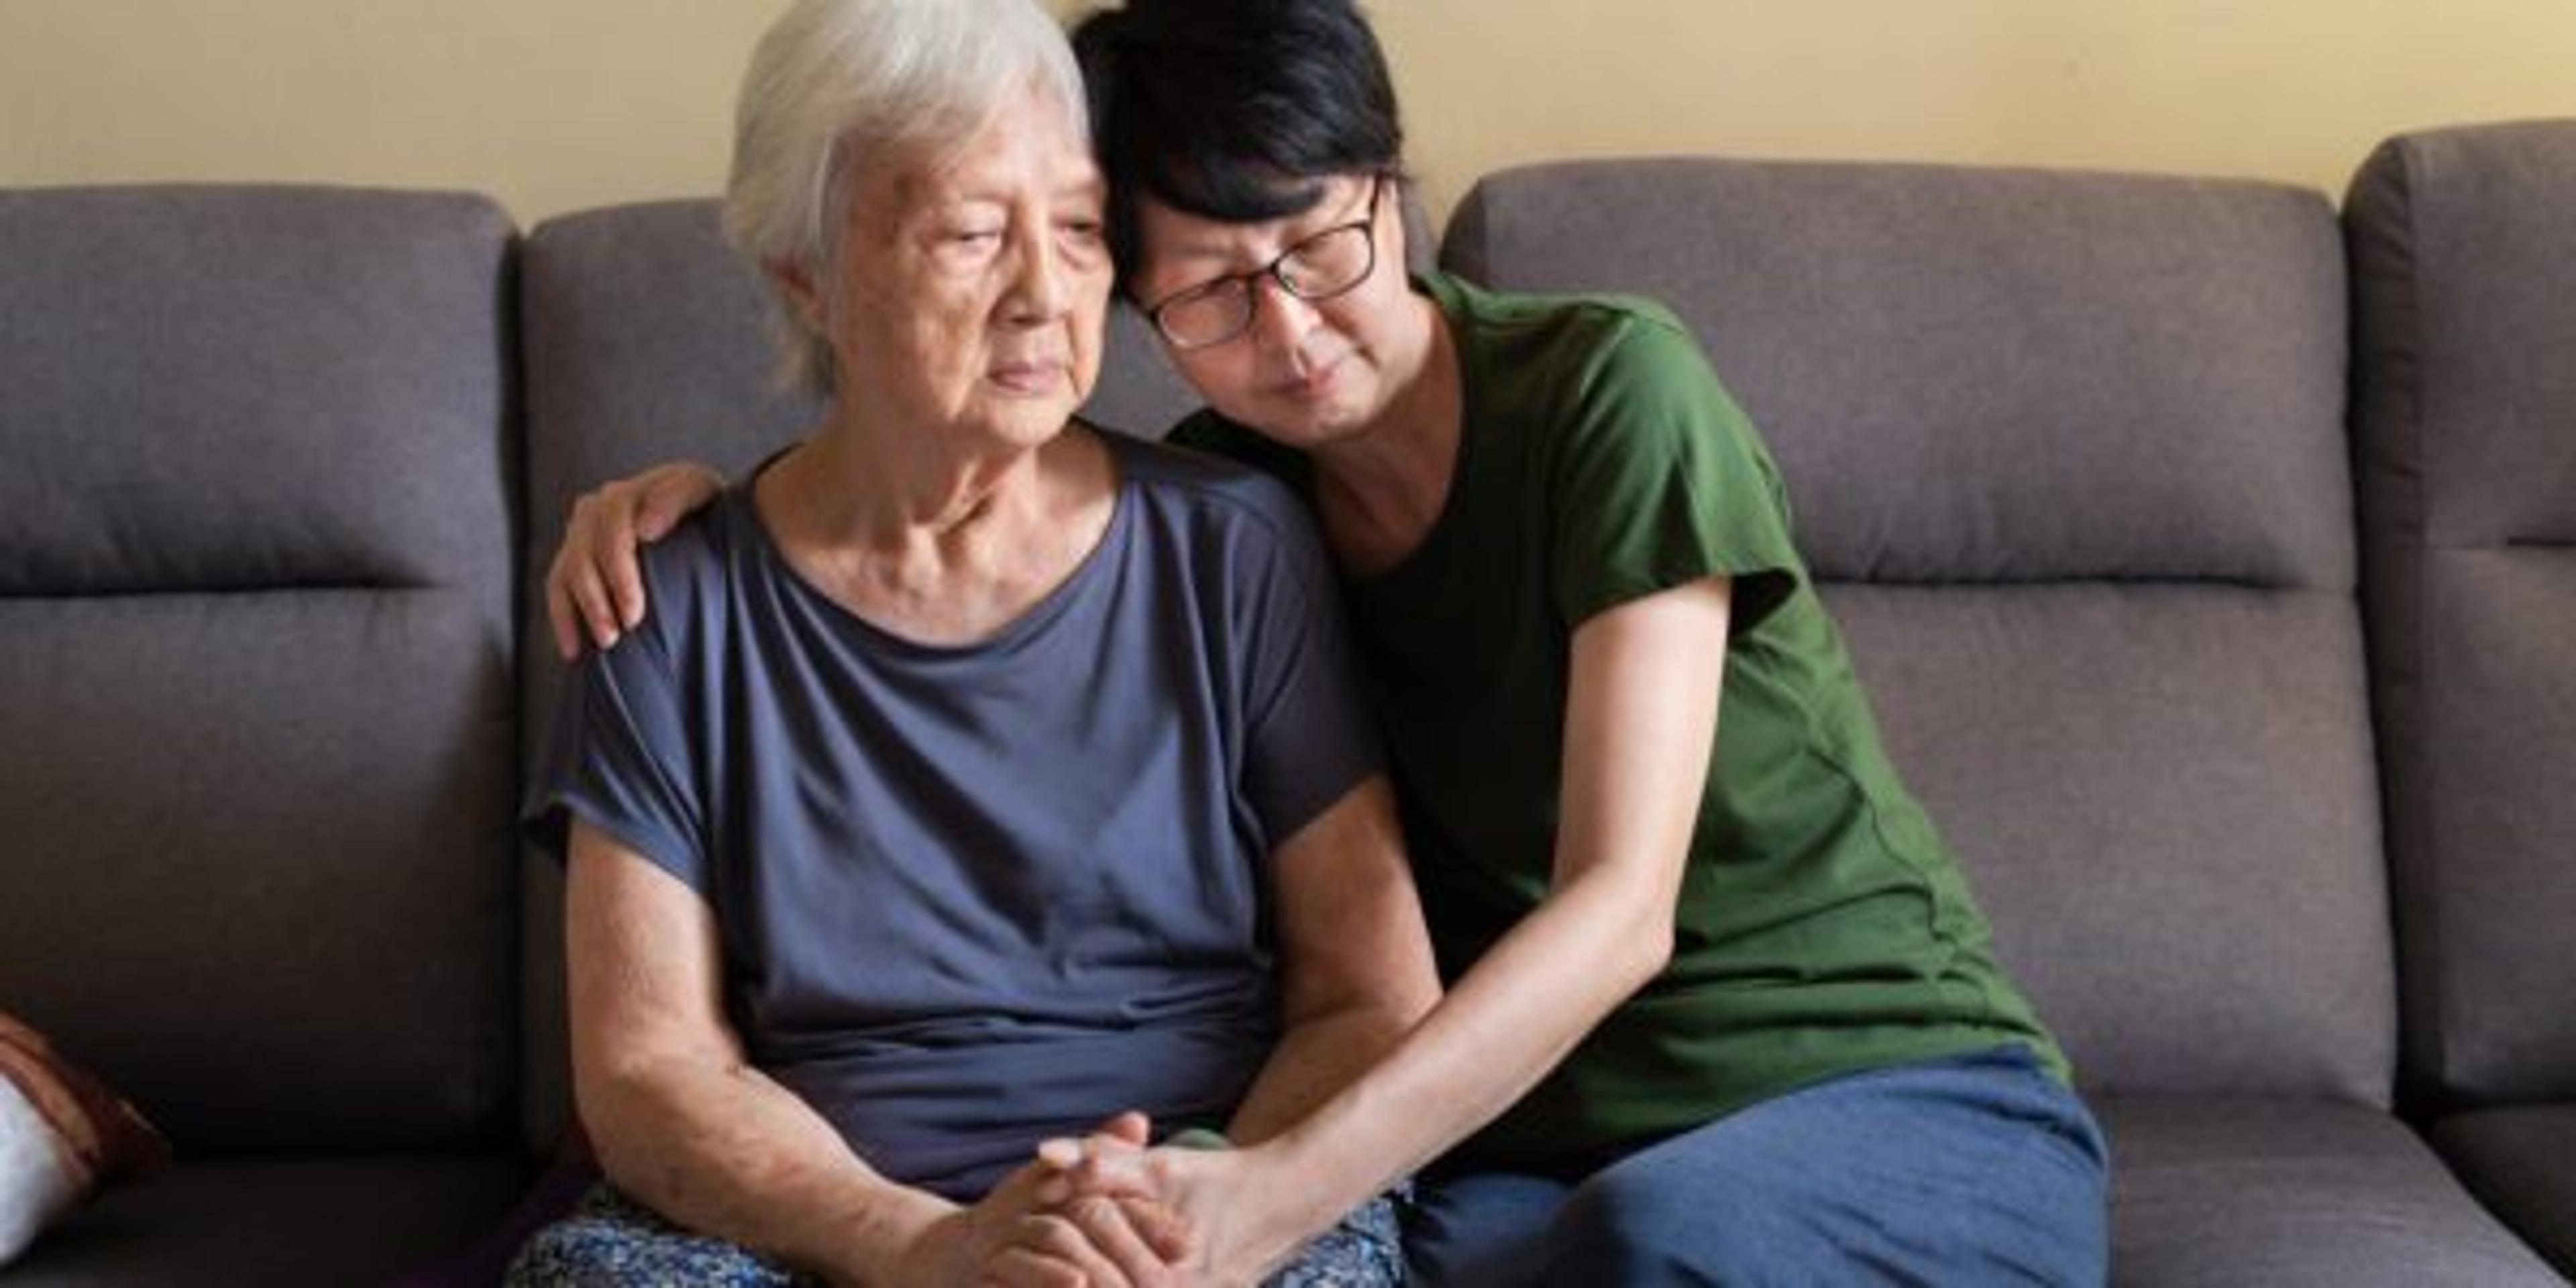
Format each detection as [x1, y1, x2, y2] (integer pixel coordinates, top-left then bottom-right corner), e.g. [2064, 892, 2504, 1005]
[566, 820, 945, 1281]
[568, 820, 1179, 1287]
[1222, 774, 1440, 1147]
[1061, 578, 1731, 1274]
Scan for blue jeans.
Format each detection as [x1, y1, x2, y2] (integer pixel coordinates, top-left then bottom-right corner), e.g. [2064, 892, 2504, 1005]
[1403, 1045, 2109, 1287]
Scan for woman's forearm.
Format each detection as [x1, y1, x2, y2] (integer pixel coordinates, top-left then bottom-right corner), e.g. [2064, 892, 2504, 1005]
[1250, 867, 1670, 1224]
[1043, 855, 1672, 1281]
[567, 826, 956, 1285]
[582, 1053, 955, 1285]
[1244, 582, 1728, 1240]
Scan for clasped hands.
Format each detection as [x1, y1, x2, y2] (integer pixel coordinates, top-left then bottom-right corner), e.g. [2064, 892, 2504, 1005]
[904, 1110, 1279, 1288]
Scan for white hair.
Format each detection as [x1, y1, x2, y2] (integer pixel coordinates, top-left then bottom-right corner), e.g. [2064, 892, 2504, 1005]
[722, 0, 1089, 396]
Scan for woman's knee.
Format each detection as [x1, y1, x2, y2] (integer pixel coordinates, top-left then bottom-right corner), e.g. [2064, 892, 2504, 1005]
[1405, 1171, 1568, 1288]
[504, 1189, 803, 1288]
[1542, 1165, 1766, 1285]
[505, 1212, 641, 1288]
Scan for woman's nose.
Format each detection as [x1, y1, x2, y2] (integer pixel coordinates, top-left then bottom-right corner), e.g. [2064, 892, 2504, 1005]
[1003, 228, 1069, 323]
[1246, 274, 1320, 354]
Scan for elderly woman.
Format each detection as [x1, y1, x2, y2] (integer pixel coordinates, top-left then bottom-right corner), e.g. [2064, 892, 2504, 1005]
[508, 1, 1438, 1285]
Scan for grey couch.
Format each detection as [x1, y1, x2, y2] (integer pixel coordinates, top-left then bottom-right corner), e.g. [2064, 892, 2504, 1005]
[2, 117, 2570, 1285]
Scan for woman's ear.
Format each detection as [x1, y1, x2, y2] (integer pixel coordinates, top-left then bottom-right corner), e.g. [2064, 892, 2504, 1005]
[1385, 175, 1424, 276]
[769, 259, 826, 334]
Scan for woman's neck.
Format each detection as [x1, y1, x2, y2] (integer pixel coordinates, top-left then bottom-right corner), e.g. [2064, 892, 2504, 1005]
[755, 417, 1116, 645]
[1309, 297, 1463, 576]
[786, 407, 1035, 549]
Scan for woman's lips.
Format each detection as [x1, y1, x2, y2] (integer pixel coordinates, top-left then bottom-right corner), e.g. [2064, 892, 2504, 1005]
[1275, 352, 1346, 400]
[987, 359, 1065, 394]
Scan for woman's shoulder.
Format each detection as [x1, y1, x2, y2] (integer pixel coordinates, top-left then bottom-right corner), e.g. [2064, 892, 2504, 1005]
[608, 486, 761, 657]
[1435, 271, 1702, 372]
[1095, 429, 1332, 575]
[1434, 276, 1755, 467]
[640, 486, 751, 580]
[1438, 274, 1737, 435]
[1101, 429, 1310, 524]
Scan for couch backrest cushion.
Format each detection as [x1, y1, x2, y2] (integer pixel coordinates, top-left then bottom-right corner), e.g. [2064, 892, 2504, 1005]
[2349, 119, 2576, 1107]
[1446, 158, 2390, 1103]
[0, 186, 520, 1151]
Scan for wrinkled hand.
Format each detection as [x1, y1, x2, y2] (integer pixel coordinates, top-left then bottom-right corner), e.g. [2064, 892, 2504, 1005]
[1036, 1118, 1289, 1287]
[547, 462, 727, 659]
[897, 1120, 1191, 1288]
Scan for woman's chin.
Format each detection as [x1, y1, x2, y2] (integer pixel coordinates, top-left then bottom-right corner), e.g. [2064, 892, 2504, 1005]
[1247, 398, 1368, 451]
[974, 376, 1085, 427]
[967, 400, 1081, 451]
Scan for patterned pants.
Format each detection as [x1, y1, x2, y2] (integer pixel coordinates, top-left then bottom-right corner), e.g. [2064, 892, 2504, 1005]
[506, 1182, 1406, 1287]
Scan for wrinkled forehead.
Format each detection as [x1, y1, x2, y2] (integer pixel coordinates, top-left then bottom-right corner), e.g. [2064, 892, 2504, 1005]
[856, 83, 1102, 217]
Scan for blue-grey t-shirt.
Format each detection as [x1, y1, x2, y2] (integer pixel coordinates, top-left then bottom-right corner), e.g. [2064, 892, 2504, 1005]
[526, 431, 1381, 1199]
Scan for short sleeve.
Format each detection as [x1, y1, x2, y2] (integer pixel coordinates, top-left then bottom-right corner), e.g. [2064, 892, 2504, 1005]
[522, 619, 707, 892]
[1550, 312, 1804, 633]
[1231, 496, 1385, 849]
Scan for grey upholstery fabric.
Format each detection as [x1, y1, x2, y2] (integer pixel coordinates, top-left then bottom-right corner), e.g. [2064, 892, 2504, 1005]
[0, 597, 517, 1151]
[1825, 585, 2390, 1103]
[3, 1156, 526, 1285]
[2348, 119, 2576, 1108]
[2104, 1099, 2564, 1286]
[1443, 158, 2354, 590]
[2434, 1106, 2576, 1279]
[0, 186, 521, 1151]
[0, 187, 518, 602]
[1443, 159, 2389, 1104]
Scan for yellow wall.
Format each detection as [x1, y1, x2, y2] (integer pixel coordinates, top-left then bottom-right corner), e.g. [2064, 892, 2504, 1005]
[6, 0, 2573, 228]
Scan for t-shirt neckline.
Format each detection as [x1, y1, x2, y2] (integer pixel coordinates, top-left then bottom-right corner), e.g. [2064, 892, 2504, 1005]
[732, 431, 1134, 659]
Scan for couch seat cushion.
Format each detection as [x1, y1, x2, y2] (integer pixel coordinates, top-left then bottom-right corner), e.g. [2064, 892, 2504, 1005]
[2432, 1104, 2576, 1280]
[3, 1153, 524, 1285]
[2104, 1098, 2559, 1285]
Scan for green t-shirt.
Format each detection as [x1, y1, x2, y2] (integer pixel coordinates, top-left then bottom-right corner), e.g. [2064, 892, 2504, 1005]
[1172, 271, 2065, 1175]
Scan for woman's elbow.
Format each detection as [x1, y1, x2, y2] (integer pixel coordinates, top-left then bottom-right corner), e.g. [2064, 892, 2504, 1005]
[572, 1056, 665, 1167]
[1320, 944, 1440, 1040]
[1619, 922, 1677, 993]
[1387, 956, 1442, 1030]
[573, 1042, 720, 1175]
[1555, 863, 1680, 996]
[1368, 891, 1444, 1030]
[1597, 890, 1677, 996]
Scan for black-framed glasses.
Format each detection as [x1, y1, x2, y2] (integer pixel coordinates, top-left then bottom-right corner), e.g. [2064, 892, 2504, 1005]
[1144, 176, 1387, 350]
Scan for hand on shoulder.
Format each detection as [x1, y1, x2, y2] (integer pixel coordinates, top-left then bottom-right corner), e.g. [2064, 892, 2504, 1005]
[547, 461, 727, 659]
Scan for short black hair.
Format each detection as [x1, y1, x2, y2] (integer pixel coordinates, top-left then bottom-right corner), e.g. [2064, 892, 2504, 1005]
[1070, 0, 1405, 295]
